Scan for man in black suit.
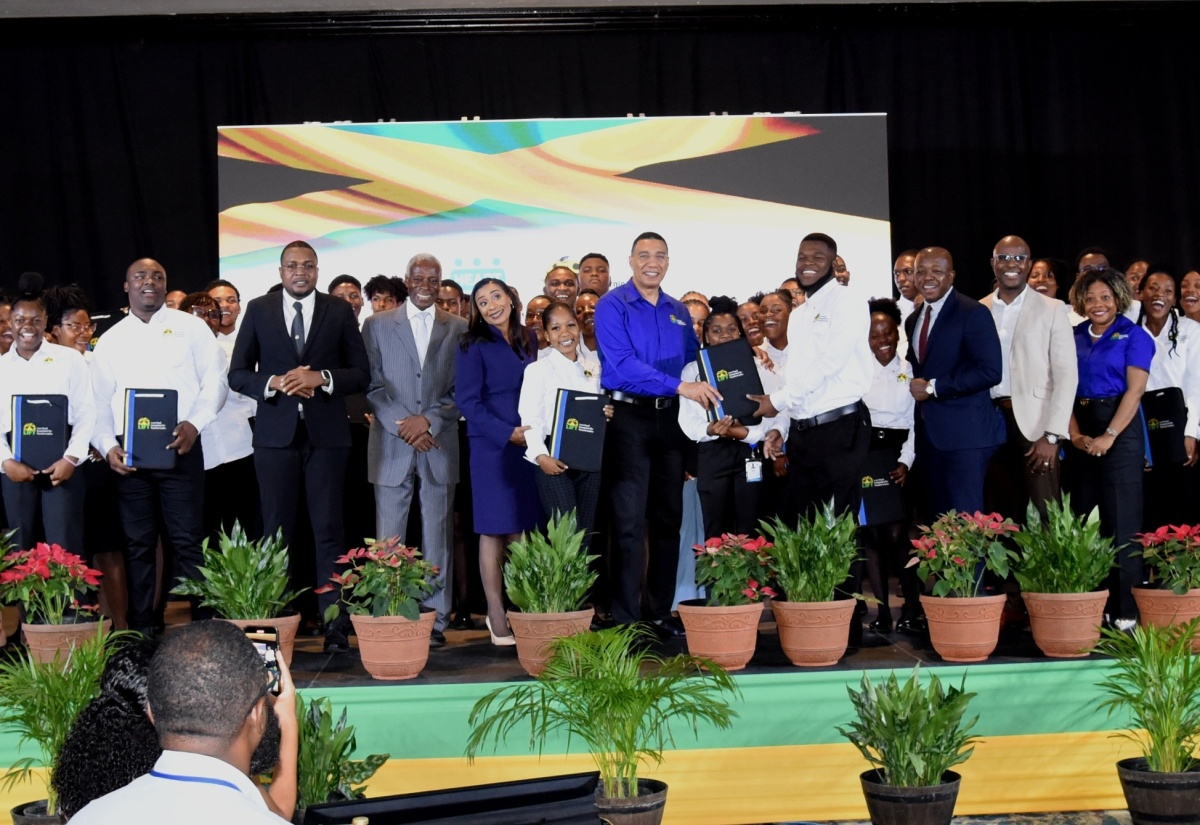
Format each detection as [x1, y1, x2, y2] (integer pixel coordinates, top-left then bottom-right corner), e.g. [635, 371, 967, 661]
[229, 240, 370, 652]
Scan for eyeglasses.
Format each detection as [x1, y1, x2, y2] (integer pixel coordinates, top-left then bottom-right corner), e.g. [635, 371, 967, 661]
[993, 254, 1029, 264]
[59, 321, 97, 334]
[191, 308, 221, 320]
[283, 262, 316, 272]
[1079, 264, 1109, 274]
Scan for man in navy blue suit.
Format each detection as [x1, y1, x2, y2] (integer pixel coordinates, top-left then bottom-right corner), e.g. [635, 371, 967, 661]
[905, 246, 1005, 518]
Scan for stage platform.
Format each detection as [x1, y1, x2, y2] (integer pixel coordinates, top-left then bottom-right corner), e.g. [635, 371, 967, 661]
[0, 608, 1138, 825]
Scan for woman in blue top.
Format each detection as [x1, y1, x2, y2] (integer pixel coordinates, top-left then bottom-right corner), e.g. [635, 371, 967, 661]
[1066, 268, 1154, 629]
[456, 278, 541, 645]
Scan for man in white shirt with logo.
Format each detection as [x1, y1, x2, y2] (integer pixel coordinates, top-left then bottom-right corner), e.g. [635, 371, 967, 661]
[90, 258, 228, 637]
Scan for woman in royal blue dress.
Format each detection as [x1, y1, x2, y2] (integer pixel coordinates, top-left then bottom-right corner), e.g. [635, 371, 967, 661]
[456, 278, 541, 645]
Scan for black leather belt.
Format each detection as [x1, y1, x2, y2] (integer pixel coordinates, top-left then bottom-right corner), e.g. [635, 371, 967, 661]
[609, 390, 675, 409]
[993, 396, 1013, 410]
[792, 402, 861, 431]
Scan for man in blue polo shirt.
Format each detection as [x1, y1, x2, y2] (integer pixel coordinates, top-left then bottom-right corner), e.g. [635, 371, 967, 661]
[595, 232, 720, 633]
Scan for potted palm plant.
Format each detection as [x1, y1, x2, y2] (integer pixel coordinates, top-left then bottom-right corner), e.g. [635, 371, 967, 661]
[1132, 523, 1200, 648]
[317, 536, 440, 680]
[910, 510, 1019, 662]
[0, 626, 125, 823]
[677, 533, 776, 671]
[171, 523, 305, 666]
[504, 510, 598, 676]
[1013, 497, 1115, 658]
[0, 539, 108, 665]
[290, 695, 389, 824]
[837, 664, 978, 825]
[466, 624, 738, 825]
[760, 500, 860, 666]
[1094, 619, 1200, 824]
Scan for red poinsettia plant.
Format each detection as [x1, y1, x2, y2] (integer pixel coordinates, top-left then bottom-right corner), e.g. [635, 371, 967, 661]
[1136, 524, 1200, 594]
[909, 511, 1019, 598]
[0, 538, 103, 624]
[316, 536, 440, 622]
[693, 533, 777, 606]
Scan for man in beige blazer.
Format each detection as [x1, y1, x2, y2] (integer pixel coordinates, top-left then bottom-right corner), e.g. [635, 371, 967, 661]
[981, 235, 1078, 520]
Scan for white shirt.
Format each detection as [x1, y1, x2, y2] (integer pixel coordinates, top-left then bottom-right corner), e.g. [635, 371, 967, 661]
[680, 358, 787, 444]
[0, 342, 95, 464]
[1144, 315, 1200, 438]
[406, 299, 435, 365]
[200, 341, 255, 470]
[90, 306, 228, 457]
[768, 279, 873, 420]
[988, 287, 1028, 398]
[519, 348, 603, 463]
[896, 296, 919, 323]
[762, 340, 788, 375]
[863, 355, 917, 469]
[70, 750, 288, 825]
[263, 291, 334, 400]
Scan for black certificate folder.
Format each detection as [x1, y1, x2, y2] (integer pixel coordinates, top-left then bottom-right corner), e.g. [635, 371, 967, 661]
[696, 338, 764, 424]
[122, 388, 178, 469]
[10, 394, 68, 470]
[549, 389, 607, 472]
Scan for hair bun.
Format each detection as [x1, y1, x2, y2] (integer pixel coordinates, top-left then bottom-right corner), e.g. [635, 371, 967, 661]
[17, 271, 44, 298]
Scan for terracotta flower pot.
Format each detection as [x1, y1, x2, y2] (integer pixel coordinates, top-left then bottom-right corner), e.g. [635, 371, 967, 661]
[770, 597, 856, 667]
[349, 610, 435, 680]
[1116, 757, 1200, 825]
[506, 608, 593, 677]
[1133, 587, 1200, 651]
[1022, 590, 1108, 658]
[676, 600, 761, 671]
[22, 618, 112, 666]
[595, 778, 668, 825]
[920, 594, 1006, 663]
[221, 613, 302, 668]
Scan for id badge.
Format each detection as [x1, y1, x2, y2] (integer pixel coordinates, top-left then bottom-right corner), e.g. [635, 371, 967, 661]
[745, 459, 763, 483]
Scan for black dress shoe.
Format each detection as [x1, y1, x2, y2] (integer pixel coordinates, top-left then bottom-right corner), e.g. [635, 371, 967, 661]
[302, 618, 325, 638]
[896, 616, 928, 636]
[324, 629, 350, 654]
[651, 617, 686, 638]
[429, 629, 446, 648]
[868, 616, 893, 634]
[448, 613, 475, 631]
[590, 614, 616, 632]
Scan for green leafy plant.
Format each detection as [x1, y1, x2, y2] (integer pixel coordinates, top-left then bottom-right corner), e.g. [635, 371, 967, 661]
[466, 624, 738, 800]
[837, 664, 979, 787]
[318, 536, 440, 622]
[760, 500, 859, 603]
[1135, 524, 1200, 594]
[0, 539, 103, 624]
[1012, 497, 1115, 593]
[692, 533, 776, 606]
[294, 694, 389, 814]
[0, 626, 128, 815]
[171, 523, 305, 619]
[1094, 618, 1200, 773]
[505, 511, 598, 613]
[910, 511, 1019, 597]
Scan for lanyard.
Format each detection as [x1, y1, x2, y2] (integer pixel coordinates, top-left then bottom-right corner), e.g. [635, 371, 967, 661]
[150, 769, 241, 793]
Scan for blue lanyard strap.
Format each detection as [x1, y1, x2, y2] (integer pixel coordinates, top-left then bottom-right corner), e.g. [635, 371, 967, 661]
[149, 769, 241, 793]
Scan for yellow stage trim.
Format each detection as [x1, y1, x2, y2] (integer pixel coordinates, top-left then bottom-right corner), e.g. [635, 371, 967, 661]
[0, 730, 1136, 825]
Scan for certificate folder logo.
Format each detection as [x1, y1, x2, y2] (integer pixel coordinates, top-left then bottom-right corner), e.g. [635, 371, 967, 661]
[138, 417, 152, 430]
[565, 418, 579, 431]
[21, 422, 36, 436]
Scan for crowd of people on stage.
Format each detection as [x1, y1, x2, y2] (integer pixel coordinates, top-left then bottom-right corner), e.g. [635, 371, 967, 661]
[3, 231, 1200, 655]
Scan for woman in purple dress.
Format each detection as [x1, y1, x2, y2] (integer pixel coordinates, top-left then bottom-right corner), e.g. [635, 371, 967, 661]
[456, 278, 541, 645]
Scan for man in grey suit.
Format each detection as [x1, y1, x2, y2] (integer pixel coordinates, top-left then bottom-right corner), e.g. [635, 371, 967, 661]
[362, 253, 467, 648]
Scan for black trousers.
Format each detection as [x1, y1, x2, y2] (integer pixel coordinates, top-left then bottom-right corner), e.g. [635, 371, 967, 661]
[203, 454, 263, 545]
[696, 439, 761, 538]
[1066, 396, 1145, 620]
[535, 465, 602, 553]
[605, 401, 685, 625]
[254, 421, 349, 623]
[114, 438, 206, 633]
[785, 403, 871, 520]
[1, 472, 84, 553]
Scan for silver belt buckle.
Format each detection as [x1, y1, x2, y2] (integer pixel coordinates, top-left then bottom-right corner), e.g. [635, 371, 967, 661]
[654, 397, 670, 410]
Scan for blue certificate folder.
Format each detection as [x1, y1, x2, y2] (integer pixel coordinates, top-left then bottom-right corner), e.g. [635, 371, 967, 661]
[696, 338, 764, 425]
[548, 389, 607, 472]
[121, 388, 178, 469]
[10, 394, 68, 470]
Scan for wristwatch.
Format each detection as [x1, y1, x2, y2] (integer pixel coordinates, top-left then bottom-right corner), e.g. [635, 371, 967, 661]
[320, 369, 333, 387]
[1043, 433, 1060, 445]
[1106, 427, 1118, 438]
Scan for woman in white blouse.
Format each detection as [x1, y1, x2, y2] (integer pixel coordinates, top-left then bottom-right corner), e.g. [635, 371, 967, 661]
[518, 301, 612, 542]
[678, 296, 784, 539]
[859, 299, 920, 636]
[1136, 268, 1200, 527]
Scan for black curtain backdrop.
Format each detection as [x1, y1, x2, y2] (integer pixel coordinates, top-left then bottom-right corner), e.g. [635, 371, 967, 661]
[1, 2, 1197, 310]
